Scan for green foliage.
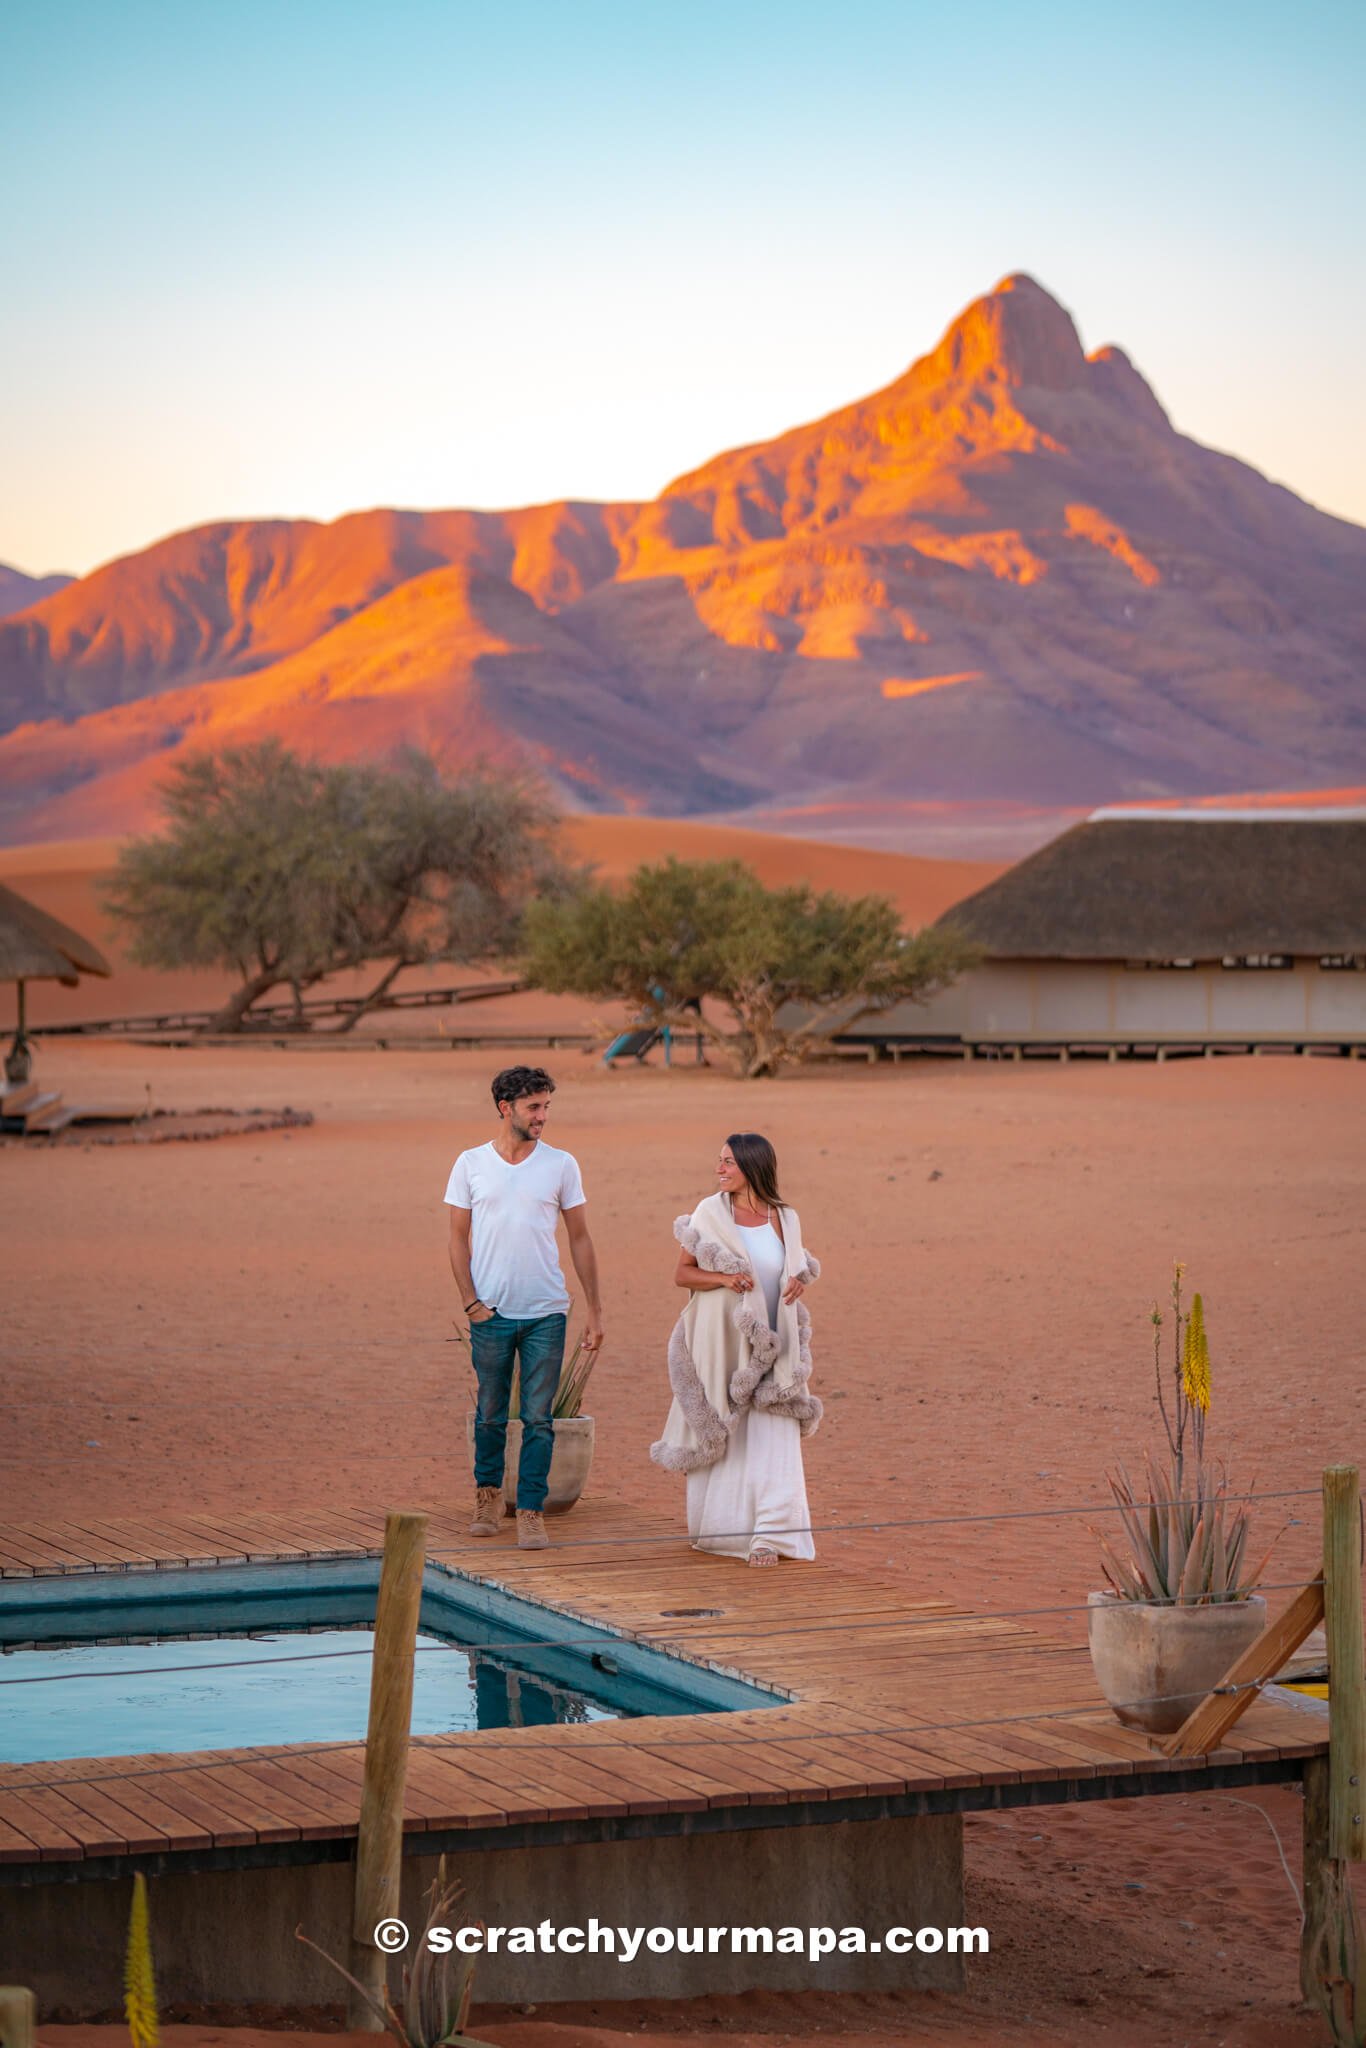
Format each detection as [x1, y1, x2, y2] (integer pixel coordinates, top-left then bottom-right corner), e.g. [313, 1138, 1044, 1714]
[104, 741, 571, 1030]
[523, 856, 978, 1077]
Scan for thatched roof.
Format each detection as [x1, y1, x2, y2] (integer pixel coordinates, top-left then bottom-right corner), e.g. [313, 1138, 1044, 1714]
[0, 881, 111, 984]
[937, 815, 1366, 962]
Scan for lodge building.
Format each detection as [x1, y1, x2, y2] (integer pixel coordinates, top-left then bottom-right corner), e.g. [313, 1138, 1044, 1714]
[881, 810, 1366, 1055]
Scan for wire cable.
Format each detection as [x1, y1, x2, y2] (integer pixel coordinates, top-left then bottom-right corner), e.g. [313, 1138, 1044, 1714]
[0, 1577, 1323, 1687]
[0, 1668, 1323, 1800]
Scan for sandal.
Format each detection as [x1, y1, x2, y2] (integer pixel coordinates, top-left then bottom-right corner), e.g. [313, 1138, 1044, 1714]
[748, 1546, 780, 1567]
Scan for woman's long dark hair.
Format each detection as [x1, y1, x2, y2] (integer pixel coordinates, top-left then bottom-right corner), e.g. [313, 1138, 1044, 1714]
[725, 1131, 784, 1211]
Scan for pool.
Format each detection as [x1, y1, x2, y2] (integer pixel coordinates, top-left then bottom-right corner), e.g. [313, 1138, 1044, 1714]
[0, 1557, 779, 1764]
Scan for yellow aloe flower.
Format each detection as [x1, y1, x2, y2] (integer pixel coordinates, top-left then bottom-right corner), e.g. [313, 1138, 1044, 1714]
[1181, 1293, 1211, 1413]
[125, 1872, 160, 2048]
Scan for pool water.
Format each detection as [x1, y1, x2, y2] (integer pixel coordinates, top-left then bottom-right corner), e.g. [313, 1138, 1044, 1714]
[2, 1627, 618, 1763]
[0, 1557, 778, 1764]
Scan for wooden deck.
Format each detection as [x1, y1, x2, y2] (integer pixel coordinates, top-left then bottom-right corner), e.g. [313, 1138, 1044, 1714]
[0, 1501, 1328, 1882]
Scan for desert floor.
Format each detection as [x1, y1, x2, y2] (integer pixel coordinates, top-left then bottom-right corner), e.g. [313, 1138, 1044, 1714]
[9, 1029, 1365, 2048]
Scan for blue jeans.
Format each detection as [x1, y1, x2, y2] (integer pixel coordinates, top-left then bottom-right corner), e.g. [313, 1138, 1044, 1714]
[470, 1311, 565, 1511]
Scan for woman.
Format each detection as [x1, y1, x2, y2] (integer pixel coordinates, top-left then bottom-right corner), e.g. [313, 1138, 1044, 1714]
[651, 1132, 822, 1565]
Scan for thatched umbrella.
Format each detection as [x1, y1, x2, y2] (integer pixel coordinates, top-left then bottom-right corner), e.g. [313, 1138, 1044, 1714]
[0, 881, 111, 1084]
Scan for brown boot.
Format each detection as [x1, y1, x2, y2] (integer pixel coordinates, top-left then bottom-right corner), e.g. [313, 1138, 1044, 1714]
[517, 1509, 550, 1550]
[469, 1486, 503, 1537]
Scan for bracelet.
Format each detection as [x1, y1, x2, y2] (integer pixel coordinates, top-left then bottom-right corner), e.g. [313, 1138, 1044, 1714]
[464, 1298, 483, 1313]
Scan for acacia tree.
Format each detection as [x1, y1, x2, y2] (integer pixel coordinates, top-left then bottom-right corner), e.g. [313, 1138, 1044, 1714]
[105, 741, 571, 1031]
[522, 857, 978, 1078]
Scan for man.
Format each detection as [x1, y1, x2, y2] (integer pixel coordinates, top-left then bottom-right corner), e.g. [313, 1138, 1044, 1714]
[446, 1066, 603, 1550]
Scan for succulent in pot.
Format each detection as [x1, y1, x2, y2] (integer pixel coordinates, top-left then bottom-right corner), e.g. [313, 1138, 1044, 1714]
[1087, 1267, 1280, 1735]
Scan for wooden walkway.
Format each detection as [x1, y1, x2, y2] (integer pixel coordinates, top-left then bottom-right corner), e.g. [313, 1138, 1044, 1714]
[0, 1501, 1328, 1879]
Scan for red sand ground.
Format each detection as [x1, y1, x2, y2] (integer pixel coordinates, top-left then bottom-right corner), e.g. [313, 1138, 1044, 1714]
[10, 1029, 1365, 2047]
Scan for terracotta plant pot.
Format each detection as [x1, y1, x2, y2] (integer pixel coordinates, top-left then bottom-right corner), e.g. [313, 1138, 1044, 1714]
[464, 1413, 595, 1514]
[1086, 1591, 1267, 1735]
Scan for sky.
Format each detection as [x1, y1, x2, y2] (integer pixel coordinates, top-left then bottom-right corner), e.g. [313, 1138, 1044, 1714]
[2, 0, 1363, 579]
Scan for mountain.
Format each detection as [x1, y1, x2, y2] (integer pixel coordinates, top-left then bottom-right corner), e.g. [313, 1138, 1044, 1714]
[0, 562, 73, 621]
[3, 273, 1365, 844]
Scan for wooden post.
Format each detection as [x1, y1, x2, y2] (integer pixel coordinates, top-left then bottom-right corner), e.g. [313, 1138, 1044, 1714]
[1301, 1754, 1335, 2006]
[347, 1510, 428, 2029]
[1323, 1464, 1365, 1861]
[0, 1989, 35, 2048]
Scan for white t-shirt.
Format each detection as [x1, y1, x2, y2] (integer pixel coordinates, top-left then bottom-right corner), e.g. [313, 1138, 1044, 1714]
[444, 1140, 586, 1318]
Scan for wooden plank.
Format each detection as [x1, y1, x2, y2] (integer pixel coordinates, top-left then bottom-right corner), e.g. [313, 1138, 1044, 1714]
[1164, 1574, 1325, 1757]
[97, 1515, 230, 1568]
[542, 1721, 784, 1813]
[154, 1764, 302, 1846]
[397, 1747, 522, 1829]
[165, 1513, 318, 1563]
[808, 1729, 985, 1793]
[64, 1770, 215, 1854]
[114, 1770, 263, 1851]
[257, 1744, 364, 1806]
[435, 1741, 633, 1823]
[1323, 1467, 1366, 1861]
[220, 1757, 358, 1841]
[541, 1742, 715, 1817]
[38, 1775, 178, 1857]
[239, 1506, 377, 1556]
[136, 1510, 308, 1562]
[1024, 1716, 1163, 1774]
[0, 1785, 97, 1860]
[421, 1733, 671, 1823]
[738, 1736, 892, 1800]
[395, 1743, 552, 1827]
[622, 1730, 803, 1808]
[0, 1528, 103, 1574]
[26, 1518, 166, 1569]
[0, 1805, 46, 1862]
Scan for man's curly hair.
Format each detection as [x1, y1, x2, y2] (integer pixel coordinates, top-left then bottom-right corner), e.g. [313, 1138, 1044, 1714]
[491, 1065, 556, 1112]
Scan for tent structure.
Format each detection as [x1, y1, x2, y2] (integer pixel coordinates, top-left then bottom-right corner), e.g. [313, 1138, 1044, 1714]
[0, 881, 111, 1082]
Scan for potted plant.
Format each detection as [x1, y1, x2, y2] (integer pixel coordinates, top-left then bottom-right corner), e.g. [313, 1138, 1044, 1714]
[460, 1325, 597, 1514]
[1087, 1266, 1279, 1735]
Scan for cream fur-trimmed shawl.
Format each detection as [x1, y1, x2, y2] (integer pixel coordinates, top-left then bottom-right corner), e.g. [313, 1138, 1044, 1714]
[650, 1190, 823, 1474]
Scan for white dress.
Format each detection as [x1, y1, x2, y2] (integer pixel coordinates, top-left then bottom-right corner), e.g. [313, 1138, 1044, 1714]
[686, 1219, 817, 1561]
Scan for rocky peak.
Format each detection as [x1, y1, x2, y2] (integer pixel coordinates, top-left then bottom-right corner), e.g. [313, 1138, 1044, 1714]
[909, 273, 1090, 394]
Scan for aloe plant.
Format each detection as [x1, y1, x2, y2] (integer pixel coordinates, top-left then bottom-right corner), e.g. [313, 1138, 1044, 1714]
[1097, 1267, 1280, 1605]
[1096, 1448, 1276, 1605]
[297, 1858, 489, 2047]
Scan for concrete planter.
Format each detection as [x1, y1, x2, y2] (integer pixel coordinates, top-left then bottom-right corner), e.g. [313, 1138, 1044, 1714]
[465, 1412, 595, 1514]
[1086, 1590, 1266, 1735]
